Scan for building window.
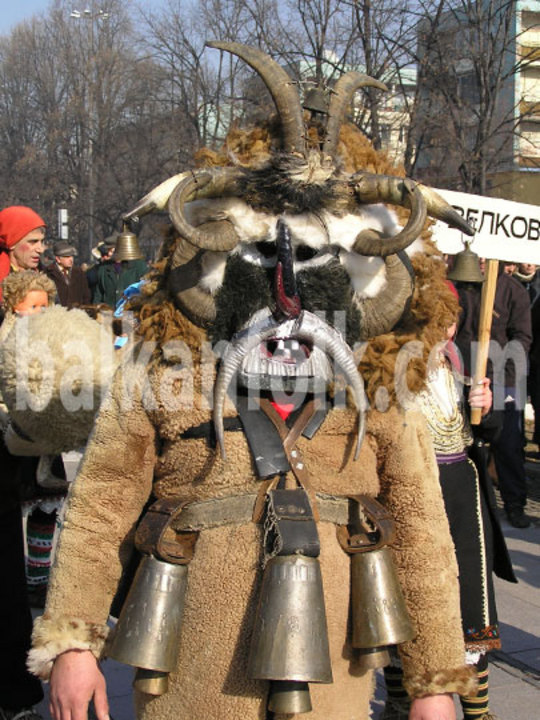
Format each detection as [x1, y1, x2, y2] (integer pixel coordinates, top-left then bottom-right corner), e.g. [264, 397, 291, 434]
[380, 124, 392, 144]
[458, 71, 480, 104]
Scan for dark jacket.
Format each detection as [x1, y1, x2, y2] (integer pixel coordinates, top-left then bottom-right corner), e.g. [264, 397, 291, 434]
[456, 272, 532, 396]
[46, 264, 91, 308]
[93, 258, 148, 308]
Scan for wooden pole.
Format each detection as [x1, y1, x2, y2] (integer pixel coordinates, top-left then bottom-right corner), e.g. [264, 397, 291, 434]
[470, 258, 499, 425]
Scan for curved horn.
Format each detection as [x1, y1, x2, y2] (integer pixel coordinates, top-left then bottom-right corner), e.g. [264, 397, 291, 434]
[352, 172, 474, 237]
[356, 252, 415, 340]
[323, 72, 388, 156]
[417, 184, 475, 236]
[206, 41, 306, 155]
[352, 178, 427, 256]
[168, 237, 218, 326]
[123, 172, 189, 222]
[168, 169, 244, 252]
[213, 310, 367, 460]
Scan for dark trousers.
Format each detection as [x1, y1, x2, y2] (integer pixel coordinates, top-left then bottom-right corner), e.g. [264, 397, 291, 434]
[491, 401, 528, 512]
[0, 506, 43, 710]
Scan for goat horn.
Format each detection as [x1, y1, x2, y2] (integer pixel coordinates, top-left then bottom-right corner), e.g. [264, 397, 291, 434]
[168, 168, 244, 252]
[353, 172, 474, 237]
[168, 237, 218, 326]
[356, 251, 415, 339]
[323, 72, 388, 156]
[123, 172, 189, 222]
[352, 178, 427, 256]
[206, 41, 306, 156]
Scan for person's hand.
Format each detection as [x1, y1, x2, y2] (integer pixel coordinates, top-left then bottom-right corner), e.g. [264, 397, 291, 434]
[409, 693, 456, 719]
[468, 377, 492, 417]
[49, 649, 109, 720]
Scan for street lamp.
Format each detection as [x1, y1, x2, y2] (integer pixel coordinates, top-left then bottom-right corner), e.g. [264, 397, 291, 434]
[70, 4, 110, 260]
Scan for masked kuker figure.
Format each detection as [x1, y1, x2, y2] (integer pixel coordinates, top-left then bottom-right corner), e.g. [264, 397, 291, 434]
[28, 43, 478, 720]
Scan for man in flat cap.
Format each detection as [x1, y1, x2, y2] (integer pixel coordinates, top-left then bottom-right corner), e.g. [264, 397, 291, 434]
[45, 240, 90, 308]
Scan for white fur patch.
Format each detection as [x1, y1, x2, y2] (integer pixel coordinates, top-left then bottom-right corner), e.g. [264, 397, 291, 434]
[184, 198, 411, 299]
[339, 254, 387, 298]
[200, 252, 228, 293]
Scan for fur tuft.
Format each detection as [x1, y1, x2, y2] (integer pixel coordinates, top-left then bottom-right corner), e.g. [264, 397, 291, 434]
[28, 614, 109, 680]
[403, 664, 478, 699]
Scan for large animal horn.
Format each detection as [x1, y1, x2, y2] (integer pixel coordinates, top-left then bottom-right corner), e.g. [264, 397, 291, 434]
[352, 172, 474, 237]
[168, 169, 244, 252]
[168, 237, 218, 326]
[323, 72, 388, 157]
[206, 41, 306, 156]
[356, 252, 414, 340]
[352, 179, 427, 257]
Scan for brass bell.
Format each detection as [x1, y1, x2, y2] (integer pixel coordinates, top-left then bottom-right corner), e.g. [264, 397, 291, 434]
[447, 241, 484, 283]
[107, 555, 188, 695]
[268, 680, 312, 714]
[351, 546, 414, 652]
[248, 554, 333, 684]
[114, 224, 143, 261]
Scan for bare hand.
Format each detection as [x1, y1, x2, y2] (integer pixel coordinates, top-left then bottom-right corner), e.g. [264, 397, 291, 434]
[409, 693, 456, 719]
[409, 693, 456, 720]
[468, 377, 492, 417]
[49, 649, 109, 720]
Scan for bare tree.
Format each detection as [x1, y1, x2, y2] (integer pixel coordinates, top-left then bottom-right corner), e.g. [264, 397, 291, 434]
[411, 0, 540, 194]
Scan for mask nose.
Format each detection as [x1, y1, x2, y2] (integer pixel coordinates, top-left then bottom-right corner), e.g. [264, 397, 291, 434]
[273, 219, 301, 320]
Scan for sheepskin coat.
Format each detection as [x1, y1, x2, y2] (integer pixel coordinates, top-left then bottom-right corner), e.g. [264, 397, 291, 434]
[30, 354, 475, 720]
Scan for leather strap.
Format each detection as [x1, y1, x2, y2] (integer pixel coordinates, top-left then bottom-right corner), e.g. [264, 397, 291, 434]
[135, 496, 198, 565]
[336, 494, 396, 554]
[258, 397, 321, 520]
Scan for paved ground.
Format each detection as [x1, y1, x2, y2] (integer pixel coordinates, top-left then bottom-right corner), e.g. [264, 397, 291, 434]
[35, 451, 540, 720]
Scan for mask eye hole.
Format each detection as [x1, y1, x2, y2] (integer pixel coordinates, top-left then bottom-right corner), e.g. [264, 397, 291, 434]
[295, 245, 318, 262]
[255, 241, 276, 258]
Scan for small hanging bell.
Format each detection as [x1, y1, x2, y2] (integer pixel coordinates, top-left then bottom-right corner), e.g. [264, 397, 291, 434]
[447, 241, 484, 283]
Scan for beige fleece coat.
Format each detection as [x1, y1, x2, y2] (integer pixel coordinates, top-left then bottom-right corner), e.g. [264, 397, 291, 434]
[29, 356, 475, 720]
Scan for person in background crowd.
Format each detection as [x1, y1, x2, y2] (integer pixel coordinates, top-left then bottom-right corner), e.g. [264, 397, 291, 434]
[382, 283, 516, 720]
[455, 259, 532, 528]
[45, 241, 90, 308]
[0, 205, 48, 720]
[513, 262, 540, 305]
[0, 206, 45, 302]
[0, 271, 68, 611]
[38, 247, 55, 270]
[503, 261, 516, 275]
[93, 231, 148, 308]
[86, 236, 117, 300]
[513, 262, 540, 456]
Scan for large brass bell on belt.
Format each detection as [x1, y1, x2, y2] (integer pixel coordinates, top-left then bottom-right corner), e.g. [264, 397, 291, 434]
[248, 554, 333, 713]
[447, 240, 484, 283]
[107, 555, 188, 695]
[106, 498, 197, 696]
[338, 496, 414, 670]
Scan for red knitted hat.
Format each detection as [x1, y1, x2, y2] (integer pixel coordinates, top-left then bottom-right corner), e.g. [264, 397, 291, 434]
[0, 206, 46, 296]
[0, 206, 46, 250]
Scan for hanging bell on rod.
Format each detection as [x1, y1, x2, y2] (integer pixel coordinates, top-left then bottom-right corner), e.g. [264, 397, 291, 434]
[447, 240, 484, 283]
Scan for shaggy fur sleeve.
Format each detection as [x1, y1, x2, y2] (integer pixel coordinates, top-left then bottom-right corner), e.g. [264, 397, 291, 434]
[371, 407, 477, 698]
[28, 362, 157, 680]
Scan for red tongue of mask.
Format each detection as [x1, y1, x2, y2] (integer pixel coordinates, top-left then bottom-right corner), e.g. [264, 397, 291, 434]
[270, 401, 295, 421]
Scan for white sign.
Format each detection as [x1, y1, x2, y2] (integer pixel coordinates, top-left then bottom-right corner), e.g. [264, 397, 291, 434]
[57, 208, 69, 240]
[430, 188, 540, 264]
